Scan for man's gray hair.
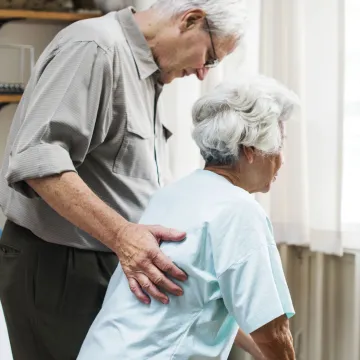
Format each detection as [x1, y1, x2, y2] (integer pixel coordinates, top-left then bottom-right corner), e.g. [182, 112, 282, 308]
[152, 0, 247, 41]
[192, 75, 300, 166]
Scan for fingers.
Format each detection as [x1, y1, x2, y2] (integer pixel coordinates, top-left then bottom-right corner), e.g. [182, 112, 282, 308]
[152, 250, 188, 281]
[119, 224, 188, 305]
[135, 272, 170, 304]
[146, 263, 184, 297]
[125, 251, 185, 304]
[147, 225, 186, 242]
[128, 277, 150, 304]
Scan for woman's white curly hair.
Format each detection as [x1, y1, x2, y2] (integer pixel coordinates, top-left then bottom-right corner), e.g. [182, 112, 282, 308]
[192, 75, 300, 165]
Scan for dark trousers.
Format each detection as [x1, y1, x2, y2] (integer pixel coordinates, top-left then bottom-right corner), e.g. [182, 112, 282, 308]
[0, 221, 118, 360]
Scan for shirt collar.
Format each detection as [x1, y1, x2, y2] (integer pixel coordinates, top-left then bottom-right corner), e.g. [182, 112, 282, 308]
[117, 7, 160, 80]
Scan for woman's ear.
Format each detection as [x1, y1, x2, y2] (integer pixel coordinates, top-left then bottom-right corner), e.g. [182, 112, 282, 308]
[242, 146, 255, 164]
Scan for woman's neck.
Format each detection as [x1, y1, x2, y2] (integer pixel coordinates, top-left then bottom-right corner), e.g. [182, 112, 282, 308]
[204, 165, 255, 193]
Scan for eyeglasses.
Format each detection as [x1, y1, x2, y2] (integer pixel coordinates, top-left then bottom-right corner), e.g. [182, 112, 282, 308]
[204, 18, 219, 68]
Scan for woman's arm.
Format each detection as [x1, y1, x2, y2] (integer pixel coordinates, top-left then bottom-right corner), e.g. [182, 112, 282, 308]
[235, 328, 266, 360]
[251, 315, 295, 360]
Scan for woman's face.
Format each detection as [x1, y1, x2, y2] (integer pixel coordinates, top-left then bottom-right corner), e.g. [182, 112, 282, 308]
[241, 123, 286, 193]
[245, 121, 285, 193]
[205, 123, 286, 194]
[250, 150, 284, 193]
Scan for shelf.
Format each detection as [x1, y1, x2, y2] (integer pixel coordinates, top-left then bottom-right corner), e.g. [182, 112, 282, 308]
[0, 94, 22, 103]
[0, 9, 102, 107]
[0, 9, 102, 22]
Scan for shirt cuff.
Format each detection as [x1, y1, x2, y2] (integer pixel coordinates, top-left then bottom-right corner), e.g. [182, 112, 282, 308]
[5, 143, 76, 198]
[244, 307, 295, 335]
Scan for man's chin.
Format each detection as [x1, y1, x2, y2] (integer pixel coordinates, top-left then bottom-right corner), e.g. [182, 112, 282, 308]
[159, 72, 184, 85]
[160, 78, 172, 85]
[158, 77, 169, 85]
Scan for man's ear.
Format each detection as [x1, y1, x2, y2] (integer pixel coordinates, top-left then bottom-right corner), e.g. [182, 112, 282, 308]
[242, 146, 256, 164]
[179, 9, 206, 33]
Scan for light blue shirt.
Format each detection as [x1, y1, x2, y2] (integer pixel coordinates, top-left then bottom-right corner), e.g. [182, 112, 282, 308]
[78, 170, 295, 360]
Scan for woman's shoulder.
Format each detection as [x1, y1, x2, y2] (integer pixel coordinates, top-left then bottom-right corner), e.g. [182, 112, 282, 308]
[209, 192, 272, 238]
[226, 190, 268, 220]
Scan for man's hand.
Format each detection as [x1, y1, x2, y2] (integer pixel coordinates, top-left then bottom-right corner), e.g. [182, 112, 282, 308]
[115, 223, 187, 304]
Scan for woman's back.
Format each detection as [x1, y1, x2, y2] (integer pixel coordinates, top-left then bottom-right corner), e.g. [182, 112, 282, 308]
[78, 170, 293, 360]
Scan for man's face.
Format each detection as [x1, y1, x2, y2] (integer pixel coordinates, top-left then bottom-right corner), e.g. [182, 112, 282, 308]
[153, 11, 237, 84]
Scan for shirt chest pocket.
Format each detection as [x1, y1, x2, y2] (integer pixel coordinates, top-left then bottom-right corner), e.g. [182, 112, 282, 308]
[113, 114, 155, 180]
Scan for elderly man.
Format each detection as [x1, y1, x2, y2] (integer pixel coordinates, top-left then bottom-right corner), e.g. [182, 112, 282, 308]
[0, 1, 247, 359]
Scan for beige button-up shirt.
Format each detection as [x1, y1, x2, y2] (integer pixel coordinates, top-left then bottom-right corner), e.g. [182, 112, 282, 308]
[0, 8, 172, 251]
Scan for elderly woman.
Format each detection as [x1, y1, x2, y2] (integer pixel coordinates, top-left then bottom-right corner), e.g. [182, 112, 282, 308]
[77, 75, 298, 360]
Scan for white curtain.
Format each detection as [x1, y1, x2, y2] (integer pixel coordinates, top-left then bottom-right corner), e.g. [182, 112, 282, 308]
[341, 0, 360, 250]
[256, 0, 346, 255]
[255, 0, 310, 250]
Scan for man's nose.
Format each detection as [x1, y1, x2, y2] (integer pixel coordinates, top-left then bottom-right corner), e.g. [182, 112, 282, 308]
[196, 68, 210, 81]
[202, 68, 210, 78]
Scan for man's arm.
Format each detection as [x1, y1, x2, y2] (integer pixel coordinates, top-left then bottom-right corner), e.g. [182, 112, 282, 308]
[4, 41, 186, 305]
[27, 171, 187, 304]
[251, 315, 295, 360]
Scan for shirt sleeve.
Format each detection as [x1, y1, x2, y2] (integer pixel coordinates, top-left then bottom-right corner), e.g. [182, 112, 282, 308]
[5, 41, 113, 198]
[212, 201, 295, 335]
